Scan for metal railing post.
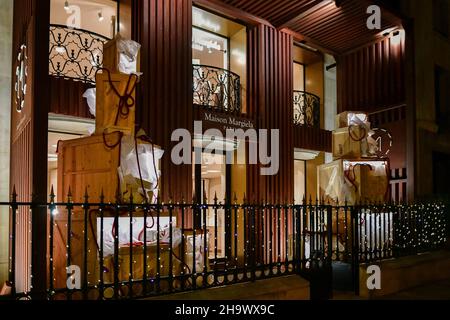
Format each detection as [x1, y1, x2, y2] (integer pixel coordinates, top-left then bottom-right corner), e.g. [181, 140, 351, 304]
[351, 205, 360, 296]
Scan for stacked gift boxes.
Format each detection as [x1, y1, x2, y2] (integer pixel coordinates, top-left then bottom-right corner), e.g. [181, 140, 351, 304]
[318, 112, 390, 206]
[54, 35, 168, 290]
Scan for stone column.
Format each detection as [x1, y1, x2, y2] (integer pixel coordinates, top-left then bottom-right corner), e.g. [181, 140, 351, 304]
[0, 0, 13, 285]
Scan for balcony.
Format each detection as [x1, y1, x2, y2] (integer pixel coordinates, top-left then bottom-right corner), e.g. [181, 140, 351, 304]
[193, 65, 242, 114]
[293, 90, 320, 128]
[48, 28, 243, 116]
[49, 24, 110, 84]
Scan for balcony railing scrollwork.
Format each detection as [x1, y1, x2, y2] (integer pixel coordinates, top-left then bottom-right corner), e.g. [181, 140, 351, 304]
[193, 64, 241, 114]
[49, 24, 110, 84]
[293, 90, 321, 127]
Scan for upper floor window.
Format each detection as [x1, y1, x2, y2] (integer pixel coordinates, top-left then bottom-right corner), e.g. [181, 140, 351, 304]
[51, 0, 118, 39]
[433, 0, 450, 38]
[192, 7, 247, 114]
[293, 44, 323, 128]
[49, 0, 127, 83]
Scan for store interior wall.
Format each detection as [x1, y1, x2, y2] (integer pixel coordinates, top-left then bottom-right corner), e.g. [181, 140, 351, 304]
[307, 153, 325, 201]
[50, 0, 117, 38]
[0, 0, 13, 286]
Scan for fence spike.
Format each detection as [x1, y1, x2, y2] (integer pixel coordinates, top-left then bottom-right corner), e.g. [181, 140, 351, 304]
[50, 185, 56, 203]
[11, 186, 17, 203]
[129, 191, 134, 204]
[115, 187, 121, 203]
[214, 192, 218, 205]
[157, 195, 161, 205]
[243, 193, 247, 205]
[67, 187, 73, 203]
[234, 192, 238, 205]
[84, 187, 89, 203]
[100, 188, 105, 204]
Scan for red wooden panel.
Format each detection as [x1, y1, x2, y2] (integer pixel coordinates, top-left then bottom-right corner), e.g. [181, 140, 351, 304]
[247, 25, 294, 204]
[133, 0, 193, 201]
[49, 78, 93, 119]
[10, 0, 51, 296]
[218, 0, 402, 54]
[337, 36, 406, 113]
[294, 126, 332, 153]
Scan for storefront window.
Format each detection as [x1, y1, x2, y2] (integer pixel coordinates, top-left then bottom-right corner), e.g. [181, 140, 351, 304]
[294, 62, 305, 92]
[50, 0, 118, 38]
[192, 27, 229, 70]
[193, 152, 228, 259]
[294, 160, 306, 204]
[192, 6, 247, 113]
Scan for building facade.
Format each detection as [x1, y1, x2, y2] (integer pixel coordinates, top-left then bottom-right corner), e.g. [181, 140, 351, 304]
[1, 0, 449, 299]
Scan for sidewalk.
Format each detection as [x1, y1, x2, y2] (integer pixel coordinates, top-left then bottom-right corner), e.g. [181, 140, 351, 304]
[333, 280, 450, 300]
[380, 280, 450, 300]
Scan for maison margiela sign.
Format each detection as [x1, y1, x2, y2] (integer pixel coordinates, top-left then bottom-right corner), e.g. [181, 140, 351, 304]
[202, 111, 255, 131]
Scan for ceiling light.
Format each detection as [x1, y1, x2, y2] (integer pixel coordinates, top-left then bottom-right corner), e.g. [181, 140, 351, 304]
[193, 11, 221, 33]
[64, 0, 70, 11]
[334, 0, 343, 8]
[391, 30, 403, 45]
[98, 11, 104, 22]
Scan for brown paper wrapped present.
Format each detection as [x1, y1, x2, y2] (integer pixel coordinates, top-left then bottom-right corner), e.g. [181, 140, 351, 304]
[103, 34, 141, 74]
[335, 111, 369, 129]
[332, 127, 369, 159]
[95, 71, 138, 136]
[103, 245, 184, 285]
[318, 159, 389, 206]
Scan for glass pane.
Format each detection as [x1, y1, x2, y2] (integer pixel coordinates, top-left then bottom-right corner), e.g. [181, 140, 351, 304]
[201, 153, 226, 259]
[192, 28, 228, 70]
[294, 160, 306, 204]
[294, 62, 305, 92]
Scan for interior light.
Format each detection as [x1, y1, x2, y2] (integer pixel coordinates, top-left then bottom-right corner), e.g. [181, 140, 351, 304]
[55, 46, 65, 54]
[391, 30, 403, 45]
[193, 10, 221, 33]
[64, 0, 70, 12]
[232, 49, 246, 65]
[334, 0, 342, 8]
[98, 11, 104, 22]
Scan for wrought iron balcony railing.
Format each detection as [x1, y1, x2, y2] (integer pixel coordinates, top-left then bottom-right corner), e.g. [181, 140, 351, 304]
[193, 65, 241, 113]
[293, 90, 321, 127]
[49, 24, 110, 84]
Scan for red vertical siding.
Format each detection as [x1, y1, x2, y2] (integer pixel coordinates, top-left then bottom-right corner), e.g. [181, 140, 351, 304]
[10, 0, 34, 295]
[10, 0, 50, 296]
[247, 25, 294, 203]
[49, 78, 93, 119]
[133, 0, 193, 201]
[337, 36, 406, 113]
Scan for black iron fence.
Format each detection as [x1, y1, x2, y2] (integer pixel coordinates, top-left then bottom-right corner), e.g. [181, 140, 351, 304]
[193, 65, 241, 113]
[293, 90, 321, 127]
[330, 202, 448, 265]
[0, 191, 448, 300]
[49, 24, 110, 83]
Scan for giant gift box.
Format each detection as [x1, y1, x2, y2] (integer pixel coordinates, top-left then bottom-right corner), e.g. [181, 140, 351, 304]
[318, 159, 389, 206]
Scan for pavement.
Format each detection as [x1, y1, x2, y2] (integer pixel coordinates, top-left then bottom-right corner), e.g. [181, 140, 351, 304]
[380, 280, 450, 300]
[333, 279, 450, 300]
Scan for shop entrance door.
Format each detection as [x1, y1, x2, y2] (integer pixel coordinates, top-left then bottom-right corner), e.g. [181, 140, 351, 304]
[194, 152, 232, 263]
